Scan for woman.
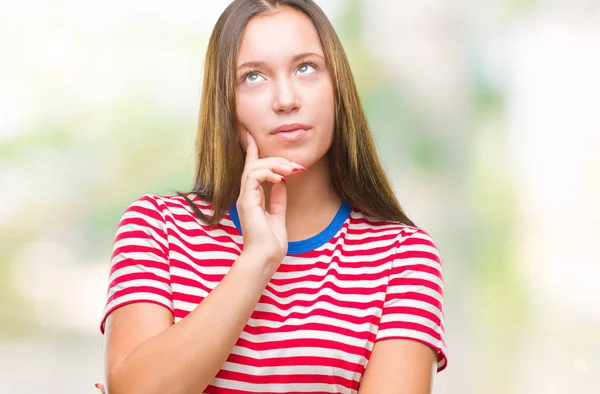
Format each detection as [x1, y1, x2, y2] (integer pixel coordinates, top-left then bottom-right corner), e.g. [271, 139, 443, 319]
[98, 0, 447, 393]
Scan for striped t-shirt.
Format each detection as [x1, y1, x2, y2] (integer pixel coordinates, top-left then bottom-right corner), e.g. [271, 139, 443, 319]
[101, 194, 447, 393]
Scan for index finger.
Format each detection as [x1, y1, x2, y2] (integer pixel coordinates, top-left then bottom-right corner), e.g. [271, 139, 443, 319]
[245, 131, 259, 164]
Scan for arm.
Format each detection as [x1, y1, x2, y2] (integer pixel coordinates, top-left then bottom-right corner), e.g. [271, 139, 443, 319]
[359, 229, 447, 393]
[358, 339, 437, 394]
[103, 134, 303, 394]
[104, 252, 272, 394]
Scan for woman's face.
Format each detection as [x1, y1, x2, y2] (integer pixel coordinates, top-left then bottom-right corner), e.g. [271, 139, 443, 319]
[235, 7, 335, 168]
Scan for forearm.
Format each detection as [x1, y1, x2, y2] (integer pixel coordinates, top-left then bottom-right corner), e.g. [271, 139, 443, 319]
[107, 252, 272, 394]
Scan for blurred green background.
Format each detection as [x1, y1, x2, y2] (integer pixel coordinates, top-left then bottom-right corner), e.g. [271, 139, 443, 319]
[1, 0, 599, 393]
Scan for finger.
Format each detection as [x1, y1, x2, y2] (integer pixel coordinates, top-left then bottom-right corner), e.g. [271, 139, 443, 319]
[243, 158, 288, 180]
[264, 164, 301, 177]
[242, 161, 302, 184]
[257, 157, 304, 170]
[268, 179, 287, 221]
[239, 168, 284, 206]
[244, 168, 286, 190]
[244, 131, 259, 164]
[245, 157, 294, 171]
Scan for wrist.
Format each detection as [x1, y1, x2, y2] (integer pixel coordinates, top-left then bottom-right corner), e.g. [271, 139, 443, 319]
[240, 246, 283, 266]
[234, 250, 279, 281]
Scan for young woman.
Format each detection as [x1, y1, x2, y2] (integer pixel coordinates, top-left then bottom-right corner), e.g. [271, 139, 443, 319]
[98, 1, 447, 393]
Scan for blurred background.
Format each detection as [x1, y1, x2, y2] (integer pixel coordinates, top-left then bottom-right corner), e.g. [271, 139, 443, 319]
[1, 0, 599, 393]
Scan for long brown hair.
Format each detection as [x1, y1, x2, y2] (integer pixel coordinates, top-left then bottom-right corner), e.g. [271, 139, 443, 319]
[181, 0, 415, 227]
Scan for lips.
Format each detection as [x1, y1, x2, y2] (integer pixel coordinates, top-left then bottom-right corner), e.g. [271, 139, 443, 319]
[271, 123, 311, 134]
[274, 128, 308, 141]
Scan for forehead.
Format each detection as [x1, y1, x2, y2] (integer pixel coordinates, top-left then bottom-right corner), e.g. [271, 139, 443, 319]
[237, 7, 324, 64]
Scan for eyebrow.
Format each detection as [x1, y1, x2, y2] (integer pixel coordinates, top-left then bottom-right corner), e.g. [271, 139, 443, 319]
[236, 52, 324, 71]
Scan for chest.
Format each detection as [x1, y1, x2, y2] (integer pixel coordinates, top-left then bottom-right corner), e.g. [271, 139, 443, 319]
[239, 258, 388, 385]
[167, 239, 393, 393]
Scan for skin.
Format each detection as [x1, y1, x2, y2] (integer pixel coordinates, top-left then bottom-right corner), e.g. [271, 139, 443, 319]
[234, 7, 341, 242]
[99, 6, 437, 394]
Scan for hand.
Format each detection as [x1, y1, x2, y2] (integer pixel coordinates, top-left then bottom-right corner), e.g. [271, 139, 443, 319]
[237, 131, 305, 270]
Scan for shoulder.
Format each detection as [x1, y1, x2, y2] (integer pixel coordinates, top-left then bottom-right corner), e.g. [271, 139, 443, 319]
[113, 193, 229, 251]
[349, 208, 433, 240]
[142, 193, 211, 210]
[348, 208, 439, 258]
[123, 193, 214, 219]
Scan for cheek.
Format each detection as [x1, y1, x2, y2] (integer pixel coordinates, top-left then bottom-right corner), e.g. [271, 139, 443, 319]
[312, 83, 335, 133]
[235, 94, 252, 128]
[236, 91, 272, 150]
[235, 94, 257, 140]
[236, 88, 269, 119]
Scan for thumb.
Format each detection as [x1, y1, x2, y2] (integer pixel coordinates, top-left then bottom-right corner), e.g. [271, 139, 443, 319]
[268, 179, 287, 222]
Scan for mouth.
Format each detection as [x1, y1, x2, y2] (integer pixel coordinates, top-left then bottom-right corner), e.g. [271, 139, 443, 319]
[270, 123, 311, 142]
[273, 128, 309, 141]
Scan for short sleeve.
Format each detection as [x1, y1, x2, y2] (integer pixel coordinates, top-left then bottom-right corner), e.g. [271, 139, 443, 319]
[100, 195, 174, 334]
[375, 228, 448, 371]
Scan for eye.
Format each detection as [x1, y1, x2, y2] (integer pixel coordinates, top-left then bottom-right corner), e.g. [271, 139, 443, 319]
[296, 62, 317, 75]
[244, 72, 265, 84]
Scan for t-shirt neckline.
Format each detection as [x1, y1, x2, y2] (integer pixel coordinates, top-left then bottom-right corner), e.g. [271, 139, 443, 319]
[228, 200, 352, 255]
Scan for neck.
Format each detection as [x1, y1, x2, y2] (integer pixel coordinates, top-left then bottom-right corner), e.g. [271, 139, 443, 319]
[264, 154, 342, 241]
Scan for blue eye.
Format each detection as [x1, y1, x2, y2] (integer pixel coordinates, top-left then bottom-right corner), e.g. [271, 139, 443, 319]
[297, 63, 317, 75]
[240, 62, 317, 84]
[245, 73, 265, 84]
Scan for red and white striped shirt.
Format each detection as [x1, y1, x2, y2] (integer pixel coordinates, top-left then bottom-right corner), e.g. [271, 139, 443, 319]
[101, 194, 447, 393]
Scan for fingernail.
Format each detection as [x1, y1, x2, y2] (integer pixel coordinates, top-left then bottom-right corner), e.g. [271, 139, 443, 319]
[292, 168, 299, 173]
[95, 384, 101, 389]
[280, 176, 286, 183]
[246, 131, 252, 143]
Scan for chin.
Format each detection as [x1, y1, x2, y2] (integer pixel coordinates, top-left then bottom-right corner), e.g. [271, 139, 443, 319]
[278, 151, 307, 164]
[264, 147, 317, 167]
[288, 150, 329, 170]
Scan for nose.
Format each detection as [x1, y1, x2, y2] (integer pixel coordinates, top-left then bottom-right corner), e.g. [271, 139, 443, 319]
[272, 79, 300, 113]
